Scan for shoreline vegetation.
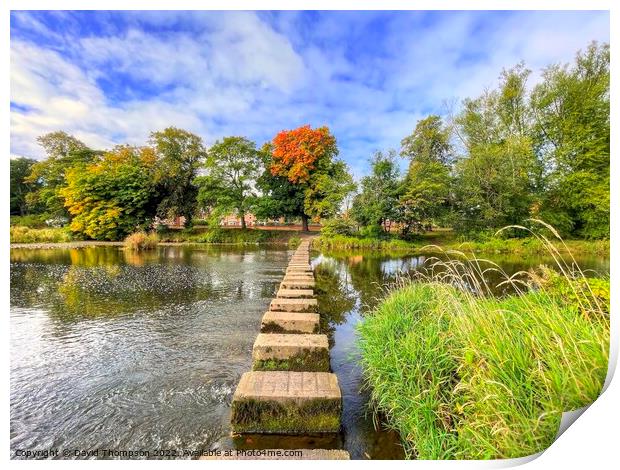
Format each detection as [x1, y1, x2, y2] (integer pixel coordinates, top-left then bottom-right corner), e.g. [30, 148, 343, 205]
[10, 224, 609, 257]
[357, 249, 610, 459]
[9, 225, 305, 249]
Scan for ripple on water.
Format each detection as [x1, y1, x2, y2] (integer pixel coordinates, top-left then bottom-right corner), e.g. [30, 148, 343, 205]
[10, 247, 287, 459]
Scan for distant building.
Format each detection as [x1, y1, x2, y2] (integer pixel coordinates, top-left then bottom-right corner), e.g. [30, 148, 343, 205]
[154, 215, 186, 229]
[220, 212, 256, 227]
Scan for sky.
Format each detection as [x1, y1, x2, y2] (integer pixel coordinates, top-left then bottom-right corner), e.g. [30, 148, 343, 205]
[10, 10, 610, 179]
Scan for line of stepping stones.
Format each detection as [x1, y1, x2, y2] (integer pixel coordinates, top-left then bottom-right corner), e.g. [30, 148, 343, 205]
[228, 239, 349, 460]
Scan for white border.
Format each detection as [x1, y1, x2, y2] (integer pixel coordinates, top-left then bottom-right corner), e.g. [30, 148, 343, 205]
[3, 1, 617, 469]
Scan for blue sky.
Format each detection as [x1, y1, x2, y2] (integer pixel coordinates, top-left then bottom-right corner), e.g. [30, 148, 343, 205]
[10, 10, 609, 179]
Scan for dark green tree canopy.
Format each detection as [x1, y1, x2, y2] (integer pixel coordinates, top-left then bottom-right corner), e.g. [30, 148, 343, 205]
[197, 136, 261, 229]
[150, 127, 206, 225]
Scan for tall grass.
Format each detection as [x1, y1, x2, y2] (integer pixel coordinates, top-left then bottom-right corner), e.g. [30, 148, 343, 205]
[10, 226, 73, 243]
[357, 221, 610, 459]
[315, 231, 609, 256]
[124, 231, 159, 251]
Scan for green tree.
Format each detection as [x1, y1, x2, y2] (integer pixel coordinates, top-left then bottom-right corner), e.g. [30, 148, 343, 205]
[399, 115, 452, 234]
[197, 136, 261, 229]
[531, 42, 609, 238]
[350, 150, 401, 234]
[61, 146, 157, 240]
[150, 127, 206, 227]
[10, 157, 37, 215]
[454, 66, 540, 233]
[25, 131, 98, 216]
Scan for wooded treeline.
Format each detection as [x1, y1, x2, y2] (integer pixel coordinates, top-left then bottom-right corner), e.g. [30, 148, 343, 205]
[10, 42, 609, 241]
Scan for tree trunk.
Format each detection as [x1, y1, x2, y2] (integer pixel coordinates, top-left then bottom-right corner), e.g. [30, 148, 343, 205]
[240, 210, 246, 230]
[301, 214, 309, 232]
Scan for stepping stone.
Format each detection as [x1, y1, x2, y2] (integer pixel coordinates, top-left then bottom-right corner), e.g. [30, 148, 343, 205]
[287, 266, 313, 273]
[281, 279, 315, 289]
[283, 276, 315, 283]
[230, 371, 342, 434]
[284, 272, 314, 278]
[270, 297, 318, 312]
[252, 333, 329, 372]
[261, 311, 320, 334]
[200, 449, 350, 460]
[277, 288, 314, 299]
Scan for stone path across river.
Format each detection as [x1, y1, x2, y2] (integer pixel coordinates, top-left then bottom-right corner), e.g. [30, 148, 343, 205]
[216, 239, 348, 459]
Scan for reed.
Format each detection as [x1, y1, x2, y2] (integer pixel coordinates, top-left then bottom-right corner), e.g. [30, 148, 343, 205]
[357, 221, 610, 459]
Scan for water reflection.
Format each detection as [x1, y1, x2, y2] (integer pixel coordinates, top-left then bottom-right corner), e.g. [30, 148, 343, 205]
[10, 245, 608, 460]
[10, 246, 289, 459]
[311, 248, 609, 460]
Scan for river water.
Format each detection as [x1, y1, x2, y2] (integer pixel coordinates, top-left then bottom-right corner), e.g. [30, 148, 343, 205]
[10, 245, 609, 460]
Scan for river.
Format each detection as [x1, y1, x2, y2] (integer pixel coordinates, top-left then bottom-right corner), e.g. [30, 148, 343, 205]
[10, 245, 609, 459]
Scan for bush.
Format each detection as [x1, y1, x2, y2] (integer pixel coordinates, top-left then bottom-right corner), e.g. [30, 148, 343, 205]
[10, 214, 50, 228]
[320, 218, 358, 237]
[124, 231, 159, 251]
[10, 226, 73, 243]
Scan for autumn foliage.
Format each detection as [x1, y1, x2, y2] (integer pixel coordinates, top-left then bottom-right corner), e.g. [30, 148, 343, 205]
[271, 125, 337, 184]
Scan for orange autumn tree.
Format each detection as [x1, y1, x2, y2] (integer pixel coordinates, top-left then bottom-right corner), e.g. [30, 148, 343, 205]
[269, 125, 354, 231]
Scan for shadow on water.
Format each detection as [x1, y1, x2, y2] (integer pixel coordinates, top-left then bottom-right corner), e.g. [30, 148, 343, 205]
[10, 245, 608, 460]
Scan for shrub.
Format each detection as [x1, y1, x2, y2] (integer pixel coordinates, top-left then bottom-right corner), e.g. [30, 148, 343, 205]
[124, 231, 159, 251]
[320, 218, 358, 237]
[10, 214, 49, 228]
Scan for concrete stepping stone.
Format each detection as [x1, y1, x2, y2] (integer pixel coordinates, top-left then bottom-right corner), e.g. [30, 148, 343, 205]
[287, 266, 313, 273]
[284, 273, 314, 279]
[261, 311, 320, 334]
[270, 297, 318, 312]
[252, 333, 329, 371]
[230, 371, 342, 434]
[277, 288, 314, 299]
[281, 279, 315, 289]
[200, 449, 350, 460]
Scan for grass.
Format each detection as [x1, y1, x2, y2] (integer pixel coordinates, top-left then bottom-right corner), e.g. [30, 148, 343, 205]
[10, 226, 73, 243]
[252, 350, 330, 372]
[157, 227, 295, 245]
[314, 231, 609, 256]
[356, 224, 610, 459]
[124, 231, 159, 251]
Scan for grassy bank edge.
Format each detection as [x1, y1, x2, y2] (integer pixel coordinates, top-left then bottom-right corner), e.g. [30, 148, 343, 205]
[313, 234, 610, 256]
[356, 277, 609, 459]
[10, 226, 304, 248]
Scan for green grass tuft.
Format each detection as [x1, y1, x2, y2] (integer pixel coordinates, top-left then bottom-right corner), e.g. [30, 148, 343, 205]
[358, 271, 609, 459]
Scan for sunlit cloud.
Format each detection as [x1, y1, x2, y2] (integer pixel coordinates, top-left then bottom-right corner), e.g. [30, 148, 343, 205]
[10, 10, 609, 178]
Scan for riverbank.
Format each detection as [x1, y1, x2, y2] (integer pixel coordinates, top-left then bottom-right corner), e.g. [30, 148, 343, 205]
[313, 233, 610, 256]
[357, 271, 610, 459]
[10, 226, 307, 249]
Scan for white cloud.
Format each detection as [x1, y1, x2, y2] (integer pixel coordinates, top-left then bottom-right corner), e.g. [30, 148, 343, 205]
[10, 10, 610, 180]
